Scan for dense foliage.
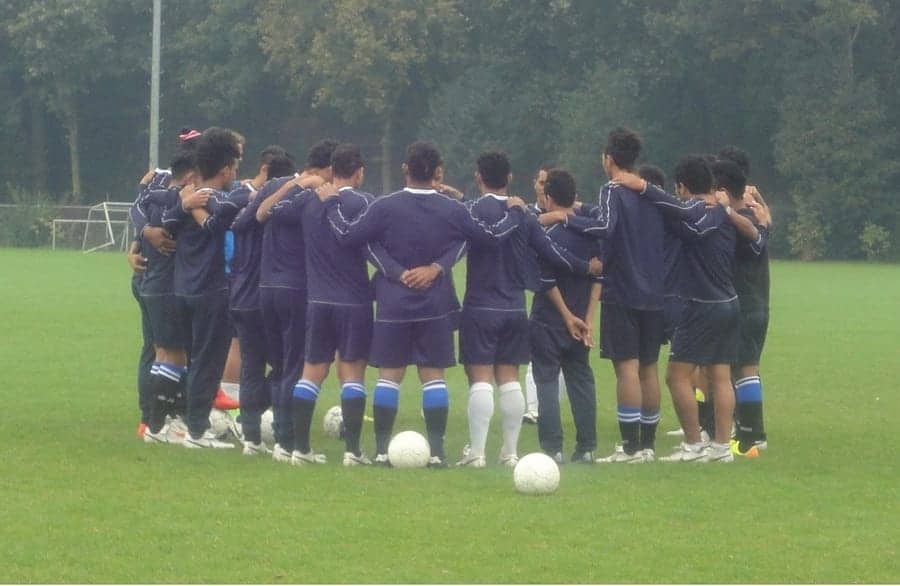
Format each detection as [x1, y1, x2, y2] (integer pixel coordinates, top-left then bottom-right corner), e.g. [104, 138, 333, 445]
[2, 0, 898, 259]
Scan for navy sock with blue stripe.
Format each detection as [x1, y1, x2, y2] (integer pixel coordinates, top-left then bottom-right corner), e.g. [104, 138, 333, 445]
[617, 405, 641, 454]
[422, 380, 449, 459]
[292, 379, 319, 454]
[735, 376, 764, 450]
[373, 380, 399, 455]
[639, 409, 660, 450]
[341, 382, 367, 456]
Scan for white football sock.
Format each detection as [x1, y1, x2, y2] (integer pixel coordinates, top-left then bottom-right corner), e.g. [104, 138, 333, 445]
[498, 381, 525, 458]
[524, 363, 539, 412]
[467, 382, 494, 458]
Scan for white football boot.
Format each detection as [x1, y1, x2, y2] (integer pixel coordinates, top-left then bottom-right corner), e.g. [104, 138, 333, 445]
[143, 424, 170, 444]
[242, 440, 272, 456]
[699, 442, 734, 463]
[291, 450, 328, 465]
[596, 443, 645, 463]
[658, 442, 706, 462]
[271, 443, 292, 463]
[342, 452, 372, 466]
[182, 430, 235, 449]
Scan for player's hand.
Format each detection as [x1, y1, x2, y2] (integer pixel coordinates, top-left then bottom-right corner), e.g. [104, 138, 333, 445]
[588, 257, 603, 276]
[435, 183, 464, 201]
[179, 185, 211, 210]
[401, 263, 443, 289]
[315, 182, 338, 201]
[297, 174, 325, 190]
[616, 172, 646, 193]
[143, 226, 176, 255]
[563, 313, 589, 342]
[713, 189, 729, 206]
[127, 251, 147, 272]
[747, 199, 772, 227]
[537, 210, 567, 226]
[506, 196, 526, 210]
[139, 169, 155, 185]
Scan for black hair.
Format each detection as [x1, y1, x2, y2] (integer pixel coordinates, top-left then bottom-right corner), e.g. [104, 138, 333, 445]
[673, 155, 713, 195]
[605, 127, 641, 170]
[405, 141, 443, 182]
[169, 151, 195, 180]
[712, 159, 747, 201]
[259, 145, 287, 168]
[637, 164, 666, 189]
[194, 127, 241, 180]
[718, 146, 750, 177]
[266, 154, 296, 180]
[307, 139, 339, 169]
[331, 143, 364, 179]
[544, 169, 576, 207]
[476, 151, 511, 189]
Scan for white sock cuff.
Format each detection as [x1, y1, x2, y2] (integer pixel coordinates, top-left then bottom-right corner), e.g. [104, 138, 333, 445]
[498, 381, 522, 394]
[469, 382, 494, 396]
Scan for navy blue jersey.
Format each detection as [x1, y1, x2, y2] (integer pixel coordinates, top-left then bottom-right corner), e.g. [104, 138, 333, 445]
[530, 223, 604, 331]
[136, 187, 179, 295]
[225, 183, 260, 310]
[303, 186, 376, 305]
[464, 194, 595, 311]
[325, 187, 524, 322]
[734, 207, 770, 313]
[263, 182, 311, 291]
[162, 188, 240, 296]
[671, 205, 736, 302]
[566, 182, 707, 310]
[663, 221, 683, 298]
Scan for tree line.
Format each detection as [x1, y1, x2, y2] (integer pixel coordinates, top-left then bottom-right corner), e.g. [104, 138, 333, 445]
[1, 0, 898, 260]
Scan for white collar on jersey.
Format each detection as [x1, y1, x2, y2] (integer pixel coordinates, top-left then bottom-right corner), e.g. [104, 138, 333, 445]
[405, 187, 438, 194]
[338, 186, 354, 192]
[483, 192, 508, 201]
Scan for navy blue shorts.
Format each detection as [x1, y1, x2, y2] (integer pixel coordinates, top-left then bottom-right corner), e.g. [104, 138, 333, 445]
[670, 299, 741, 366]
[142, 293, 185, 349]
[734, 310, 769, 367]
[305, 302, 373, 364]
[369, 315, 456, 369]
[459, 307, 530, 365]
[600, 303, 664, 364]
[663, 297, 686, 345]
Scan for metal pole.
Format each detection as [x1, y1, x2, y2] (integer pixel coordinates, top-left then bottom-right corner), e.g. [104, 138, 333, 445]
[149, 0, 161, 169]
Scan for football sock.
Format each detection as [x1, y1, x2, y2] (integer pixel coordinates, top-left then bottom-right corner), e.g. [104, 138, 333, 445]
[291, 379, 319, 454]
[697, 388, 716, 437]
[735, 376, 764, 450]
[524, 363, 539, 413]
[617, 405, 641, 454]
[498, 381, 526, 458]
[341, 382, 367, 456]
[149, 362, 183, 433]
[639, 409, 660, 450]
[373, 379, 400, 455]
[466, 382, 494, 458]
[422, 380, 449, 459]
[172, 367, 187, 417]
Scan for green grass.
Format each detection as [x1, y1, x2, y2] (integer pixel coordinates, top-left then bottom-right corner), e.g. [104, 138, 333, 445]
[1, 248, 898, 583]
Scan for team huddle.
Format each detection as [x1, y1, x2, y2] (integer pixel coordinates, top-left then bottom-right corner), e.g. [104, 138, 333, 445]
[128, 125, 771, 467]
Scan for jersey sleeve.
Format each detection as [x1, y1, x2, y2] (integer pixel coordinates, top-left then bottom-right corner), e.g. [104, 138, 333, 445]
[523, 214, 590, 275]
[565, 184, 617, 239]
[200, 194, 242, 235]
[269, 187, 312, 225]
[736, 209, 768, 256]
[641, 183, 707, 222]
[325, 195, 386, 247]
[450, 200, 523, 246]
[673, 205, 728, 241]
[365, 242, 406, 282]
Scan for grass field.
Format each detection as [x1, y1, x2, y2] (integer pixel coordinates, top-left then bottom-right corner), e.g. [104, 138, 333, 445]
[1, 247, 898, 583]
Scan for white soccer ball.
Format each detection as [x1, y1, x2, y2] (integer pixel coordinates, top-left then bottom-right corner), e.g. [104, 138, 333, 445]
[513, 453, 560, 495]
[322, 405, 344, 439]
[260, 409, 275, 445]
[208, 408, 233, 439]
[387, 431, 431, 468]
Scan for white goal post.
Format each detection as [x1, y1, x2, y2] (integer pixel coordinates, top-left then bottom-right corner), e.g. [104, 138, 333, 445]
[50, 201, 135, 253]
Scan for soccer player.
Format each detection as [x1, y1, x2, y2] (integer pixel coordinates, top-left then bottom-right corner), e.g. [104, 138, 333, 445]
[252, 139, 339, 463]
[161, 127, 243, 448]
[523, 166, 569, 425]
[719, 146, 772, 456]
[539, 129, 705, 462]
[200, 146, 294, 455]
[319, 141, 527, 467]
[136, 152, 196, 443]
[630, 157, 743, 462]
[528, 169, 604, 463]
[457, 153, 601, 468]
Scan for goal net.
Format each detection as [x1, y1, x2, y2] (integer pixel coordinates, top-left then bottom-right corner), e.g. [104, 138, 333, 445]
[51, 202, 135, 253]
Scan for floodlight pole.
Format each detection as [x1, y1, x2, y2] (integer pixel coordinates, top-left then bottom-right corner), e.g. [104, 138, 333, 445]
[149, 0, 161, 170]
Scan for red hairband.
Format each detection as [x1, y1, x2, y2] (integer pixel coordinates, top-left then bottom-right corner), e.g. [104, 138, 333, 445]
[179, 129, 201, 141]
